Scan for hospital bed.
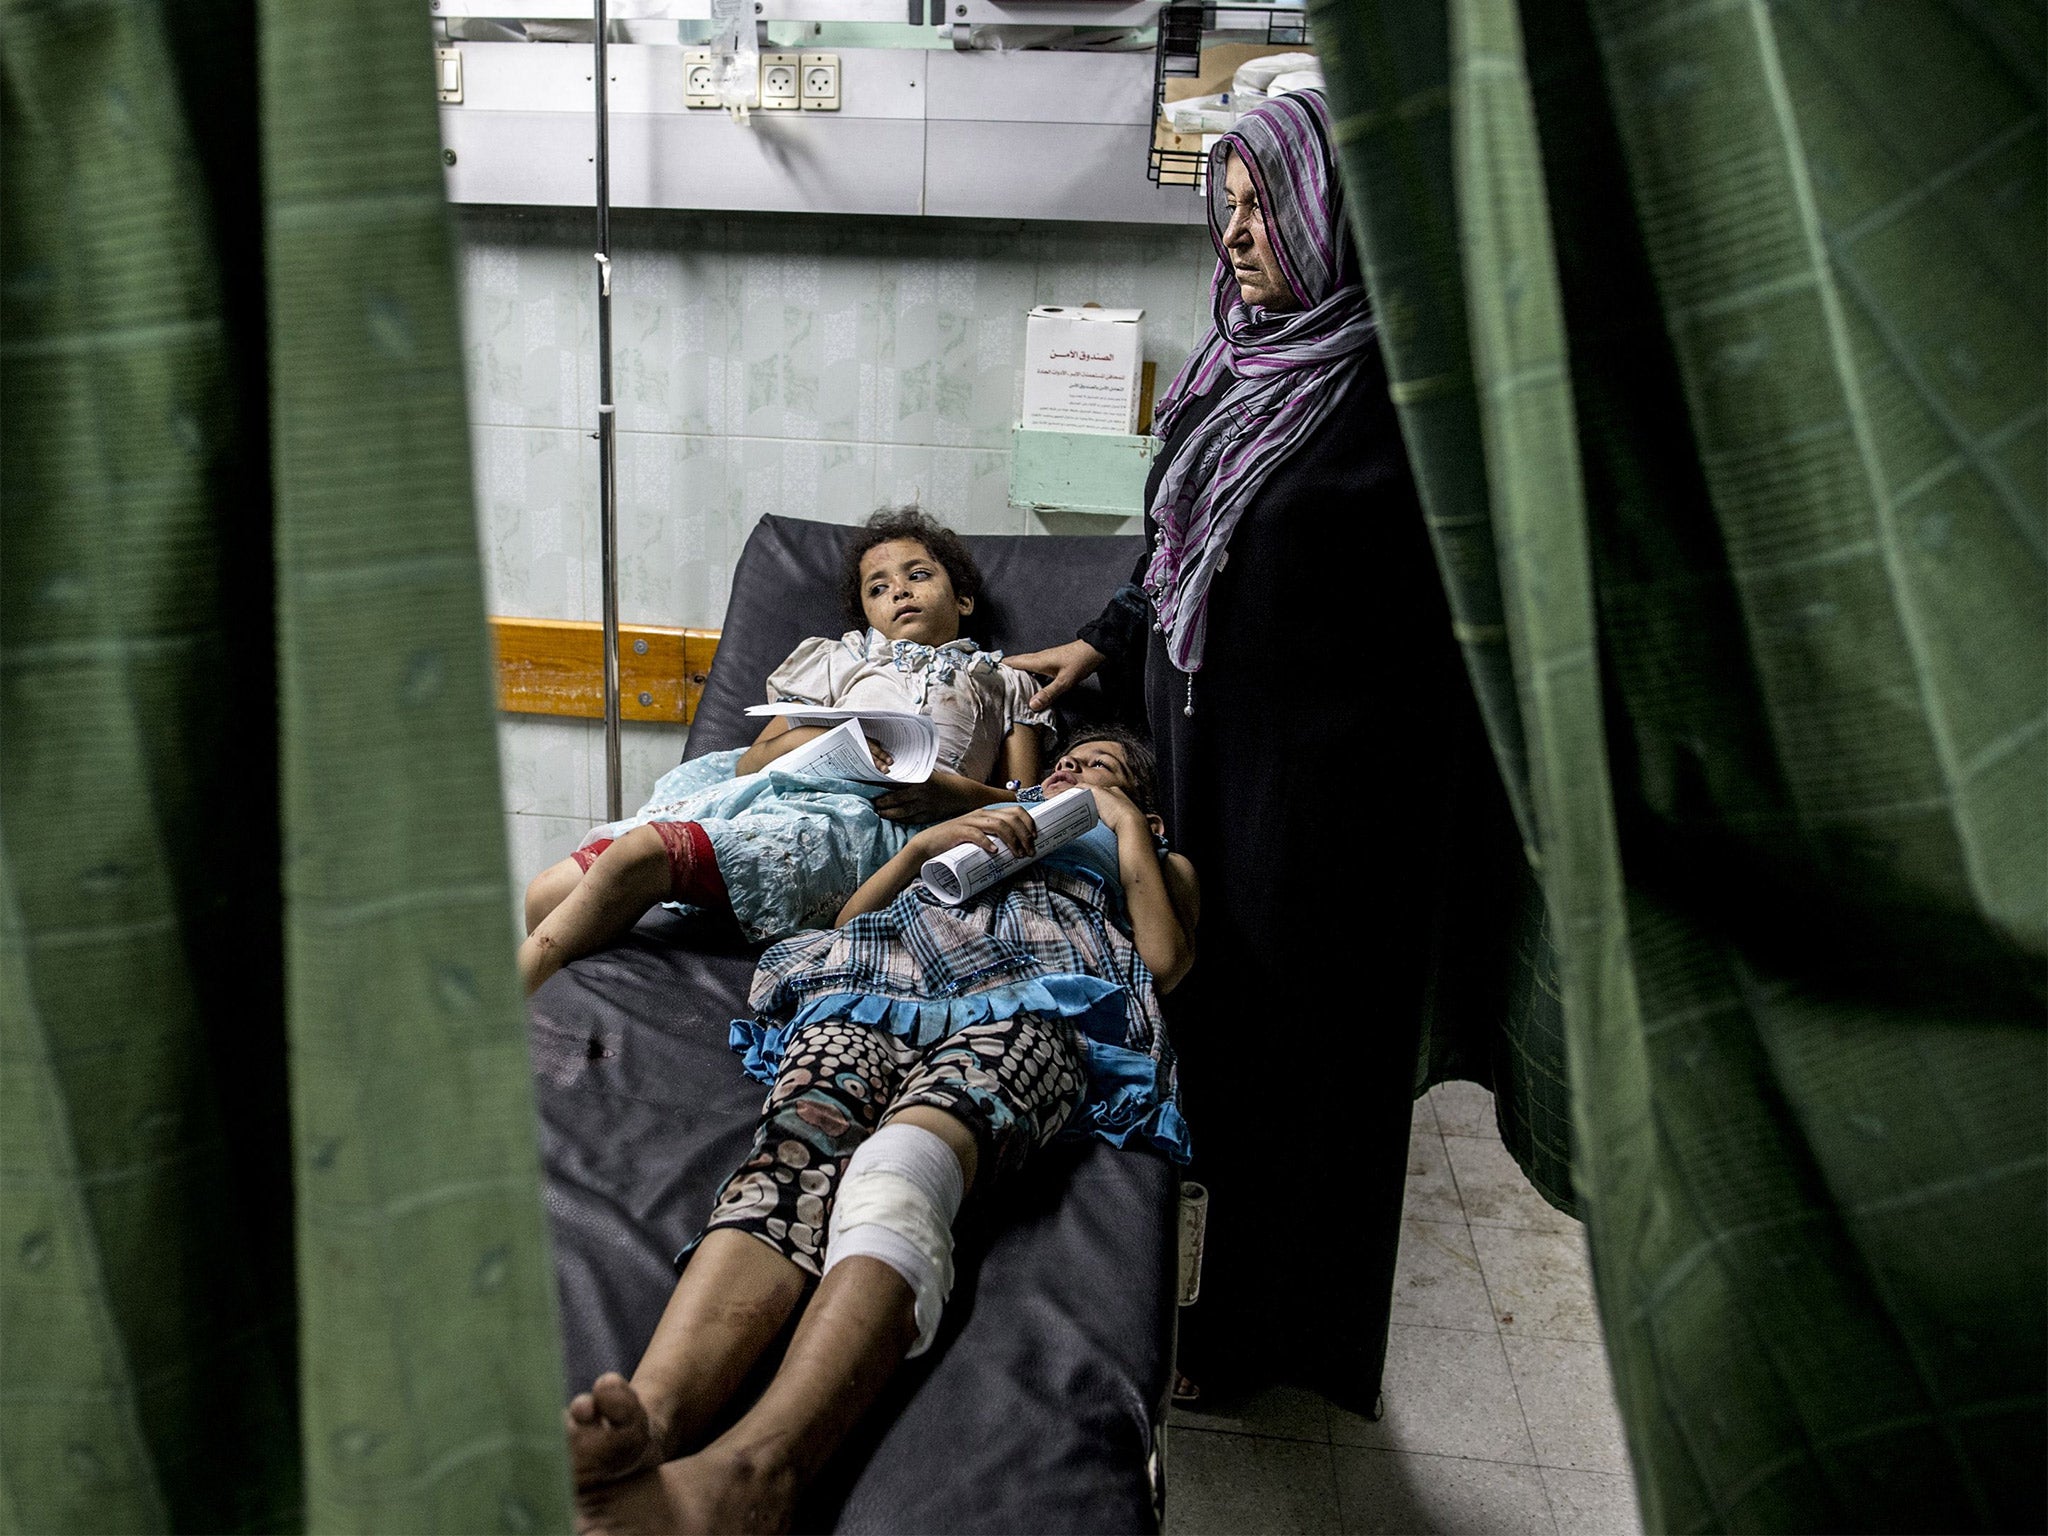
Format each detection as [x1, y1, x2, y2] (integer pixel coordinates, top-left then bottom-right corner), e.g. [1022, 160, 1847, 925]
[527, 514, 1179, 1532]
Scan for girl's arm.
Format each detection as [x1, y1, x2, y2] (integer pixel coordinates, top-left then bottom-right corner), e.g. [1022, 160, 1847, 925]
[736, 715, 830, 776]
[1001, 722, 1043, 790]
[872, 722, 1041, 824]
[743, 637, 859, 776]
[1093, 786, 1199, 993]
[835, 806, 1039, 925]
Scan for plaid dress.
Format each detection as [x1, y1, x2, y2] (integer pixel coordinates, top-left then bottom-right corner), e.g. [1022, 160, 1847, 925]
[731, 830, 1191, 1163]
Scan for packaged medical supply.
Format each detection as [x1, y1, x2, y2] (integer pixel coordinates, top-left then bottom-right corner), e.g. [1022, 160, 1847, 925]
[1232, 51, 1321, 98]
[1161, 92, 1241, 135]
[1156, 54, 1323, 147]
[1265, 69, 1325, 97]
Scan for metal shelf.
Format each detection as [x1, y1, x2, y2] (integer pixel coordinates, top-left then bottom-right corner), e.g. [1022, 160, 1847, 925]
[1145, 1, 1307, 187]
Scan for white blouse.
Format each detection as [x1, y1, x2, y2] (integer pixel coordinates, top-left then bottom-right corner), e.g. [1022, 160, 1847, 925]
[765, 629, 1053, 784]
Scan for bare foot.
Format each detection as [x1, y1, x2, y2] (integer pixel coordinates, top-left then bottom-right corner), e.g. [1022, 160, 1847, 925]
[566, 1373, 666, 1488]
[575, 1445, 799, 1536]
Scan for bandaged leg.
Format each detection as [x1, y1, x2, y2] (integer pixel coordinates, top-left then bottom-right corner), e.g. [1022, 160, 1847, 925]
[822, 1121, 965, 1357]
[570, 820, 726, 906]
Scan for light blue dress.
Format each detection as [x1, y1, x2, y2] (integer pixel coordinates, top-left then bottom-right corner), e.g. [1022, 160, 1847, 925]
[576, 630, 1050, 941]
[578, 749, 912, 941]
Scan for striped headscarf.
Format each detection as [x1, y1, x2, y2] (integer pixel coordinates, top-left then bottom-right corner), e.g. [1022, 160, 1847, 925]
[1144, 88, 1379, 673]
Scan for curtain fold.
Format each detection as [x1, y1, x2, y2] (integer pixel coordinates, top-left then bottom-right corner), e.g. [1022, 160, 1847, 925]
[1311, 0, 2045, 1530]
[261, 2, 573, 1529]
[2, 1, 574, 1530]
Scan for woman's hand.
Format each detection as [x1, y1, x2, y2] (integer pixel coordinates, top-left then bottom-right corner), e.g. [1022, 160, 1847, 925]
[911, 804, 1038, 864]
[1002, 639, 1106, 713]
[875, 770, 1005, 825]
[866, 737, 894, 772]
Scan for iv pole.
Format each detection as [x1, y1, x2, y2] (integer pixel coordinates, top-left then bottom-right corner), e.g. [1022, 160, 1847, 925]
[593, 0, 623, 820]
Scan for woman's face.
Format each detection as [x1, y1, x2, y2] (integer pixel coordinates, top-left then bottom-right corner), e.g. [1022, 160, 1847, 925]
[1221, 152, 1298, 312]
[858, 539, 970, 646]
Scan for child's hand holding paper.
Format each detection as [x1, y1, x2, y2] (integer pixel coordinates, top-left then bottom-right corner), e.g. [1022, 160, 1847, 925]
[917, 786, 1099, 905]
[744, 705, 937, 785]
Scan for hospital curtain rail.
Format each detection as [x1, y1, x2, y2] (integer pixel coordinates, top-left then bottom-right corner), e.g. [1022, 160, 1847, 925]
[1, 0, 574, 1532]
[1311, 1, 2046, 1531]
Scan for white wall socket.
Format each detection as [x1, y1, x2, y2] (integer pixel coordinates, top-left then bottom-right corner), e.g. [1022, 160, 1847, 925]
[682, 48, 718, 109]
[682, 46, 830, 112]
[760, 52, 800, 110]
[799, 52, 840, 111]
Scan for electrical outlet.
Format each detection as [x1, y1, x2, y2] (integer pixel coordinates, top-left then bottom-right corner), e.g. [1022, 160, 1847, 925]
[435, 47, 463, 104]
[683, 48, 719, 109]
[760, 51, 800, 110]
[799, 52, 840, 111]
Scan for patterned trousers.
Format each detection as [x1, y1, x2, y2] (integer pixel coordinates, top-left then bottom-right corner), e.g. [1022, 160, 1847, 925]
[705, 1014, 1088, 1276]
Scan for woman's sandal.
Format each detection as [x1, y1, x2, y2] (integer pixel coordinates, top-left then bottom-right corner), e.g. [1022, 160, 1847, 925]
[1171, 1372, 1200, 1408]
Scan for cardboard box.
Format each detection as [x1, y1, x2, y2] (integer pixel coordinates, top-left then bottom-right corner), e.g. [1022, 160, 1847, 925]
[1021, 306, 1144, 436]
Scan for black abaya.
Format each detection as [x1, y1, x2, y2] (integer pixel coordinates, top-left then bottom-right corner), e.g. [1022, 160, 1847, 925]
[1083, 335, 1470, 1412]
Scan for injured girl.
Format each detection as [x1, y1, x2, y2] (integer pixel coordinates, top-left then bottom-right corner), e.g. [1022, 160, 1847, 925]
[520, 507, 1052, 993]
[566, 726, 1198, 1534]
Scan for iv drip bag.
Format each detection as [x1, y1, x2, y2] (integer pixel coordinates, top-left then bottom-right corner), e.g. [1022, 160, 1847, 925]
[709, 0, 759, 115]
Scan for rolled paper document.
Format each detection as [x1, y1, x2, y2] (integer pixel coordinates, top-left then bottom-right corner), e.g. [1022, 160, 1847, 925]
[919, 786, 1099, 905]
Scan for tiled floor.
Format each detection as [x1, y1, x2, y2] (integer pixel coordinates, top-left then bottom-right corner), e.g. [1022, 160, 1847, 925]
[1164, 1082, 1644, 1536]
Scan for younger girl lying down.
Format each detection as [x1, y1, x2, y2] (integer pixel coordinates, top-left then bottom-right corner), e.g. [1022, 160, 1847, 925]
[566, 726, 1198, 1535]
[520, 508, 1051, 993]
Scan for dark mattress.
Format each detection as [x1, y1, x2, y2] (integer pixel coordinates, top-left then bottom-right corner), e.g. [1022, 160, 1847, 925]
[527, 516, 1178, 1532]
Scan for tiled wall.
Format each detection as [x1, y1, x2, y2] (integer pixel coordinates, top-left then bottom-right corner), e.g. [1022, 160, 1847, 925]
[462, 204, 1216, 910]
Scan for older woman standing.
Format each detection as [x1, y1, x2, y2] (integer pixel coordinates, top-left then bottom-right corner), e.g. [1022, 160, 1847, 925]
[1009, 89, 1471, 1414]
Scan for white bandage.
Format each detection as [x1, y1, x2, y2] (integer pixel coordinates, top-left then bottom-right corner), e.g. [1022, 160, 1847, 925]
[823, 1122, 966, 1357]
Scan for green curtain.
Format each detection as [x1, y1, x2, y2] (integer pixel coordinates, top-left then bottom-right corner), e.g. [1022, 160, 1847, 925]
[1, 1, 573, 1531]
[1313, 0, 2045, 1530]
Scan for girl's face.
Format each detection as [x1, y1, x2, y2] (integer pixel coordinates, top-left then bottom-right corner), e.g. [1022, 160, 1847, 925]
[859, 539, 971, 646]
[1043, 740, 1169, 839]
[1040, 740, 1137, 799]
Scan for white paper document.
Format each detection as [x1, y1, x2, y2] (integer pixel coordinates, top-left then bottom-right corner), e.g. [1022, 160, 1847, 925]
[745, 704, 939, 785]
[919, 786, 1101, 906]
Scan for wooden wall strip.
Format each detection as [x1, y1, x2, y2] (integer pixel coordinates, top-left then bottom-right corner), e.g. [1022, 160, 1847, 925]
[490, 617, 721, 724]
